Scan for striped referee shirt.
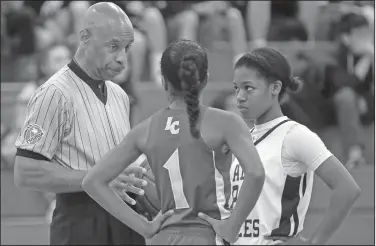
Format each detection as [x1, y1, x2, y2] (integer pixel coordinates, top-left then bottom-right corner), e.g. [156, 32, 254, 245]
[15, 60, 131, 170]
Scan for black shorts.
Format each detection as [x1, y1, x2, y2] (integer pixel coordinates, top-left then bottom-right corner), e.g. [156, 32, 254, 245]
[50, 192, 145, 245]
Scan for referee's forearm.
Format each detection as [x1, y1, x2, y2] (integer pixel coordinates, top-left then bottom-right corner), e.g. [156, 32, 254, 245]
[14, 156, 87, 193]
[41, 169, 87, 193]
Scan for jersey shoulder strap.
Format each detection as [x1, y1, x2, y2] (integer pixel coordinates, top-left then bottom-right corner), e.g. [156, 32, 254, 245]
[253, 119, 291, 146]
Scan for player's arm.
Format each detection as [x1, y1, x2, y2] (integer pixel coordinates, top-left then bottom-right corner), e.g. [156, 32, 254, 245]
[82, 117, 172, 238]
[308, 156, 361, 244]
[286, 127, 361, 245]
[223, 113, 265, 234]
[13, 85, 87, 193]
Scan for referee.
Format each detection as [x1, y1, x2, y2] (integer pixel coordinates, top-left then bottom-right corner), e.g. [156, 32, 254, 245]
[14, 2, 146, 245]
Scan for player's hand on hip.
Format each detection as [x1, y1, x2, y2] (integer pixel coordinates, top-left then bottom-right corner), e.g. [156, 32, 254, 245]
[144, 210, 174, 239]
[198, 212, 239, 243]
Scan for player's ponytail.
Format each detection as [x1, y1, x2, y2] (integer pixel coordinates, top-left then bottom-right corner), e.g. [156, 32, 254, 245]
[178, 55, 201, 139]
[288, 76, 303, 93]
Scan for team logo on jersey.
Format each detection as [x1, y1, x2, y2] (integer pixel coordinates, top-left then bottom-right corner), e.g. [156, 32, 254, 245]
[24, 124, 44, 145]
[165, 117, 180, 134]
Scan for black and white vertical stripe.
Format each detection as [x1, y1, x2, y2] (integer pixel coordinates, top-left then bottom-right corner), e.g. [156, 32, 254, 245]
[15, 66, 130, 170]
[270, 173, 307, 237]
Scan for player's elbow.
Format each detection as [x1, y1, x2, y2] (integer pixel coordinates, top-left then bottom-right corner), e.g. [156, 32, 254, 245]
[82, 176, 91, 190]
[335, 178, 361, 205]
[345, 181, 361, 202]
[82, 174, 97, 193]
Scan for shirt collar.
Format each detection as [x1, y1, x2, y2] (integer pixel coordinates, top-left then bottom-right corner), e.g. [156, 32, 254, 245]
[67, 59, 104, 87]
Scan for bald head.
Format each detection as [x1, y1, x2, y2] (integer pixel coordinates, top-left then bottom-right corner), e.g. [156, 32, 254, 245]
[82, 2, 133, 38]
[76, 2, 135, 81]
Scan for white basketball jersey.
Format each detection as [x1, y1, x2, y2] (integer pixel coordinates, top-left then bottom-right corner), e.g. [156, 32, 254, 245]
[228, 120, 314, 245]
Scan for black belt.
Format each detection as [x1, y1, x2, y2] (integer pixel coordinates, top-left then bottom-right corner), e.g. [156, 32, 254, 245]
[56, 192, 139, 211]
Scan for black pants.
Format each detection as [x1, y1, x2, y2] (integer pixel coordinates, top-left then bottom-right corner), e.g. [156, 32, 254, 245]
[50, 192, 145, 245]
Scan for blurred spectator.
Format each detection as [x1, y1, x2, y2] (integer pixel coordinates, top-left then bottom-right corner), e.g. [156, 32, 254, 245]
[282, 12, 374, 169]
[24, 0, 80, 50]
[191, 1, 248, 64]
[156, 1, 199, 42]
[357, 1, 375, 25]
[1, 43, 72, 168]
[267, 0, 309, 42]
[142, 1, 199, 84]
[314, 0, 374, 41]
[281, 48, 336, 129]
[331, 12, 374, 168]
[314, 1, 351, 41]
[123, 1, 167, 86]
[247, 1, 270, 48]
[3, 1, 36, 56]
[1, 1, 39, 82]
[268, 17, 308, 42]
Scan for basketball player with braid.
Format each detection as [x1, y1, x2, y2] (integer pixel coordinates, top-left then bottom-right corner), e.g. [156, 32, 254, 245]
[201, 48, 361, 245]
[83, 40, 265, 245]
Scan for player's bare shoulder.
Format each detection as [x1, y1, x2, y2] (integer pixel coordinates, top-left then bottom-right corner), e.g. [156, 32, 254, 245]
[129, 115, 153, 153]
[204, 107, 244, 132]
[200, 107, 245, 149]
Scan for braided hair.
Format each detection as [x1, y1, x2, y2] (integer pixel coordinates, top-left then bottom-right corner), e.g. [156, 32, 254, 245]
[160, 40, 208, 138]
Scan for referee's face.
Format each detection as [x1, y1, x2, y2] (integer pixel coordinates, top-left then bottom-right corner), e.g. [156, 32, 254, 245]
[87, 22, 134, 81]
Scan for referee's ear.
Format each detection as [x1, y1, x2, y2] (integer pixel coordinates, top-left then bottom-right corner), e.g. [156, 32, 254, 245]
[80, 29, 91, 45]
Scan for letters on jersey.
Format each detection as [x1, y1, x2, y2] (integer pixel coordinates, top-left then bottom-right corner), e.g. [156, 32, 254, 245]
[229, 120, 313, 245]
[165, 117, 180, 134]
[230, 163, 260, 238]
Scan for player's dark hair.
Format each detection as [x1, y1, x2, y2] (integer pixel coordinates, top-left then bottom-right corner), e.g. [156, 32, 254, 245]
[235, 47, 302, 96]
[161, 39, 208, 138]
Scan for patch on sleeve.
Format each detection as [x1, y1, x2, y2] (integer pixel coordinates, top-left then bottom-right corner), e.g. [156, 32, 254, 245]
[24, 124, 44, 145]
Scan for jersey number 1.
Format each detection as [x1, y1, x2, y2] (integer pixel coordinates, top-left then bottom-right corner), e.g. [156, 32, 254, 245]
[163, 148, 190, 209]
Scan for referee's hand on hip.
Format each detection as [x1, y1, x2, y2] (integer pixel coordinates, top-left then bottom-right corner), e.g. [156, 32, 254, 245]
[110, 166, 148, 205]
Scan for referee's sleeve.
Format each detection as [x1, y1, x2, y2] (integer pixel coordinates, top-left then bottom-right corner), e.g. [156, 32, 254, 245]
[15, 85, 71, 160]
